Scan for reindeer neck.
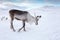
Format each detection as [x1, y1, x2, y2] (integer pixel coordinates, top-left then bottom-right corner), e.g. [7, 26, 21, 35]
[26, 13, 36, 23]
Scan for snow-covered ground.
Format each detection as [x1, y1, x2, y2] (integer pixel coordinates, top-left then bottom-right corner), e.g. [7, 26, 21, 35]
[0, 6, 60, 40]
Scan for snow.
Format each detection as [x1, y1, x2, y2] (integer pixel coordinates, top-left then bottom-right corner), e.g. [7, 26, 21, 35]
[0, 6, 60, 40]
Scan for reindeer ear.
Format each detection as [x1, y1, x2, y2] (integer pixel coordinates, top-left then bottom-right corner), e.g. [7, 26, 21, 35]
[36, 16, 41, 20]
[39, 16, 41, 18]
[37, 15, 41, 18]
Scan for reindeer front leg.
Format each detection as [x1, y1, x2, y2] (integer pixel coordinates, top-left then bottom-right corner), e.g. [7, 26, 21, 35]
[23, 21, 26, 31]
[18, 20, 26, 32]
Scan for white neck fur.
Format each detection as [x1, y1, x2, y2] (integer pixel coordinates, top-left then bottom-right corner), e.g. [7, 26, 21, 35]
[26, 13, 36, 24]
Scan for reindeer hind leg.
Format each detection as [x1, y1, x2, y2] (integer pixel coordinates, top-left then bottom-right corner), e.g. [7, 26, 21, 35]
[10, 15, 15, 32]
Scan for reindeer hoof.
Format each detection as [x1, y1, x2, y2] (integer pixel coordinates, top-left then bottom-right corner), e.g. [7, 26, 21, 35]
[18, 30, 20, 32]
[18, 29, 21, 32]
[24, 29, 26, 31]
[13, 29, 16, 32]
[12, 28, 16, 32]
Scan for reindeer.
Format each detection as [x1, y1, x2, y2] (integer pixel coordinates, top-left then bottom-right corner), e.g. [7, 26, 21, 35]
[9, 9, 41, 32]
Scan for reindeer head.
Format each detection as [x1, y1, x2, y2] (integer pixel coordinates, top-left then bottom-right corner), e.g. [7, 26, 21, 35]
[35, 15, 41, 25]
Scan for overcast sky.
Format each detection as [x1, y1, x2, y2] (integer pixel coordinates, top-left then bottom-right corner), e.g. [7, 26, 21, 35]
[0, 0, 60, 4]
[0, 0, 60, 10]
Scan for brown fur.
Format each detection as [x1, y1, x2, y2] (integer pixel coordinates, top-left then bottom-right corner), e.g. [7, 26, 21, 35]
[9, 9, 28, 32]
